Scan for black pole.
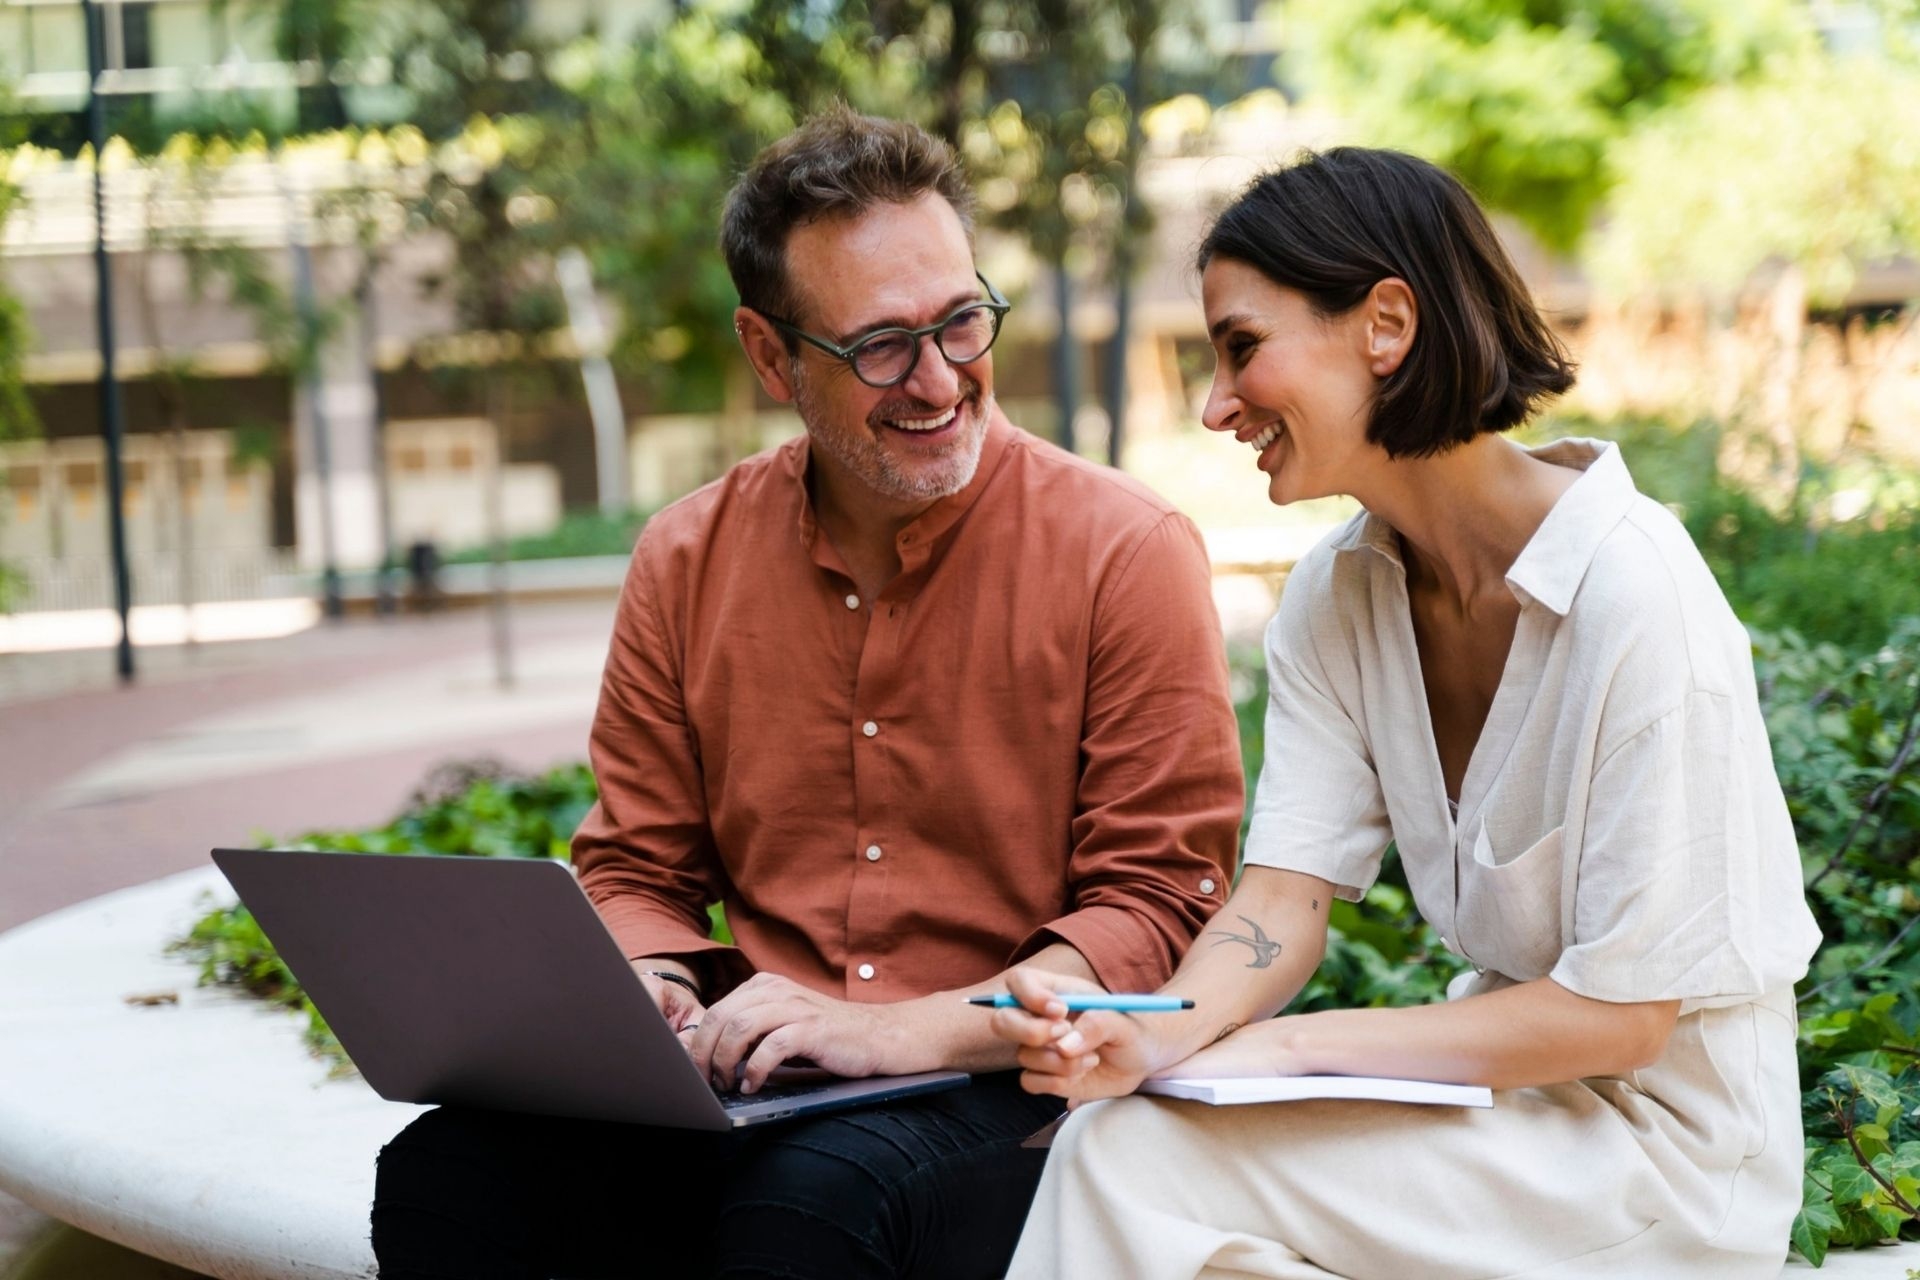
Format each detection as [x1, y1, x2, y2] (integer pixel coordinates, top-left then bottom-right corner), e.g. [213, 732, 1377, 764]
[1104, 249, 1133, 468]
[1052, 260, 1078, 454]
[1103, 40, 1145, 470]
[359, 269, 397, 615]
[83, 0, 134, 682]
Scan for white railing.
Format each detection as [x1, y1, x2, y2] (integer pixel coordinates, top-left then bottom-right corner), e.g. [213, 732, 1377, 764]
[4, 549, 305, 614]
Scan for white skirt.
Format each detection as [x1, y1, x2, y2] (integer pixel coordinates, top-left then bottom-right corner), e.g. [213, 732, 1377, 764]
[1006, 991, 1801, 1280]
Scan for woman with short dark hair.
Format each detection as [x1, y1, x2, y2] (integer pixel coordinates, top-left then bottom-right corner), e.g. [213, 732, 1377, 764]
[994, 148, 1819, 1278]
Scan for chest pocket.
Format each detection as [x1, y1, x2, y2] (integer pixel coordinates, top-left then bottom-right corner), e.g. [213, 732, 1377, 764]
[1452, 824, 1566, 981]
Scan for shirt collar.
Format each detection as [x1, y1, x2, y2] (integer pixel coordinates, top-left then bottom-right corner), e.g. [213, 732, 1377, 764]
[789, 403, 1014, 571]
[893, 407, 1012, 566]
[1334, 437, 1639, 616]
[1330, 503, 1404, 567]
[1502, 438, 1638, 615]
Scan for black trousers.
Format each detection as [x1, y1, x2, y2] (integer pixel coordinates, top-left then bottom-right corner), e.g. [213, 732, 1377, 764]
[371, 1073, 1065, 1280]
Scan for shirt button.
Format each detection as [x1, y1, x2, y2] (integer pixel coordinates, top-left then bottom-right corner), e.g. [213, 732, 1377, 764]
[861, 720, 878, 737]
[857, 963, 875, 981]
[1200, 878, 1216, 894]
[844, 594, 860, 610]
[865, 844, 883, 862]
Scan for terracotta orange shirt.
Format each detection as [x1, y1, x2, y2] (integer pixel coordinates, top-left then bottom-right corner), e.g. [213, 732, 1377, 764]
[572, 412, 1242, 1001]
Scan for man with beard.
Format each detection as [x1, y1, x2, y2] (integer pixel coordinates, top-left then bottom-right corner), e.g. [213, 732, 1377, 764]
[370, 107, 1242, 1280]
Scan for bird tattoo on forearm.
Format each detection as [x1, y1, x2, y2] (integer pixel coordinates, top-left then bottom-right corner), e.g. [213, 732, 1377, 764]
[1209, 915, 1282, 968]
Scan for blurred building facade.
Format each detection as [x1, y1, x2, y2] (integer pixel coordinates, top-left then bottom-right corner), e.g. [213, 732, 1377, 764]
[2, 0, 1912, 614]
[0, 0, 1291, 613]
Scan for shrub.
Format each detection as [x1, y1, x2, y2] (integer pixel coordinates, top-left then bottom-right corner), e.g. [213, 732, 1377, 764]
[1537, 414, 1920, 651]
[0, 558, 24, 614]
[442, 507, 651, 565]
[1756, 621, 1920, 1264]
[1794, 997, 1920, 1266]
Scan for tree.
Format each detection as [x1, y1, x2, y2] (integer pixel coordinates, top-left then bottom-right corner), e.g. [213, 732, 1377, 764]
[117, 127, 301, 631]
[0, 75, 39, 616]
[545, 1, 1177, 463]
[384, 0, 578, 684]
[0, 77, 35, 441]
[1594, 51, 1920, 308]
[1589, 49, 1920, 485]
[274, 0, 388, 133]
[906, 0, 1175, 457]
[535, 13, 804, 439]
[545, 0, 931, 461]
[1283, 0, 1812, 251]
[202, 0, 1191, 490]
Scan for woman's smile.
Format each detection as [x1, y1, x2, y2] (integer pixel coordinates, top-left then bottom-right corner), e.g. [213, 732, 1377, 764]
[1246, 421, 1287, 473]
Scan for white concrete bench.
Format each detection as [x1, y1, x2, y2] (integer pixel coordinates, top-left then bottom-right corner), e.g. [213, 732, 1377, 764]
[0, 868, 412, 1279]
[1, 868, 1914, 1279]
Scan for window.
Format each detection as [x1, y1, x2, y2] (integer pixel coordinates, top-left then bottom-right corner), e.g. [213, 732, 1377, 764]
[118, 2, 154, 71]
[28, 5, 86, 77]
[0, 11, 25, 80]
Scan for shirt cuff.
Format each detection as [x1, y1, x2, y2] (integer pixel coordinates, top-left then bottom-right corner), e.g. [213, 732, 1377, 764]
[1239, 826, 1381, 903]
[594, 899, 755, 996]
[1012, 904, 1182, 995]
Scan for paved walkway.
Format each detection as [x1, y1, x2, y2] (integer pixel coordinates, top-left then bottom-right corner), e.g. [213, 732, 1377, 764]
[0, 599, 620, 1273]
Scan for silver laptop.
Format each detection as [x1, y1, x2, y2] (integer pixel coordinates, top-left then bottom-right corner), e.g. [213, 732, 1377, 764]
[210, 848, 969, 1129]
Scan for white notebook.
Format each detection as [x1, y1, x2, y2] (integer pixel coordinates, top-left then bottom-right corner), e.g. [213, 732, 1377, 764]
[1138, 1075, 1493, 1108]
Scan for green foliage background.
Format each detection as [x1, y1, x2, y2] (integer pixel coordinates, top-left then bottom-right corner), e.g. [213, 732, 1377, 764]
[1759, 627, 1920, 1265]
[1283, 0, 1809, 252]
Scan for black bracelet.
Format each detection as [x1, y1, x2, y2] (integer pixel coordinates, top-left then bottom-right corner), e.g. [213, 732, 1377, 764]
[646, 970, 704, 1001]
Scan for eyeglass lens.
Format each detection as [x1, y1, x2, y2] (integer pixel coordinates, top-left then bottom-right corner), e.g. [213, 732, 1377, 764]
[851, 305, 1001, 385]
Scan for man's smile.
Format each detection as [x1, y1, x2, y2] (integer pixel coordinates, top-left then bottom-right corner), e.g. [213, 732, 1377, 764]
[879, 405, 959, 437]
[870, 383, 980, 448]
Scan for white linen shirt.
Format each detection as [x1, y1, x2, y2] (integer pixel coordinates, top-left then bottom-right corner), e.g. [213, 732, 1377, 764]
[1244, 438, 1821, 1011]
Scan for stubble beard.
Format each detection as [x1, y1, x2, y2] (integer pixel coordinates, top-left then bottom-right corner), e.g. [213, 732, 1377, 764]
[794, 365, 991, 504]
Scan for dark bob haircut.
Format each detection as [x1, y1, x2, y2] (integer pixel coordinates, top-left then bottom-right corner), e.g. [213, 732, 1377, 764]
[1198, 148, 1575, 458]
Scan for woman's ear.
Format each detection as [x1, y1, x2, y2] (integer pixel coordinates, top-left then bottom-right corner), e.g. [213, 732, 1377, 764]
[1364, 279, 1417, 379]
[734, 307, 798, 403]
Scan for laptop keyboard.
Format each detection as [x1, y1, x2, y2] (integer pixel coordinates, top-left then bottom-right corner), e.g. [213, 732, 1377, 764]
[716, 1081, 836, 1110]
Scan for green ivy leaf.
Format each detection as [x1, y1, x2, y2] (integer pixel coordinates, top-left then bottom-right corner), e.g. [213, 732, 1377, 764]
[1865, 1202, 1909, 1239]
[1792, 1199, 1838, 1266]
[1826, 1158, 1877, 1206]
[1844, 1066, 1904, 1111]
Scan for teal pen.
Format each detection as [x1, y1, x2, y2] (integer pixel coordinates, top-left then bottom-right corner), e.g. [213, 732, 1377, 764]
[965, 994, 1194, 1011]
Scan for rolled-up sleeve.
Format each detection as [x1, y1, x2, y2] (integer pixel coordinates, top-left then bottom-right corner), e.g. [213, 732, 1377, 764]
[1012, 512, 1243, 993]
[1242, 593, 1392, 900]
[572, 541, 749, 991]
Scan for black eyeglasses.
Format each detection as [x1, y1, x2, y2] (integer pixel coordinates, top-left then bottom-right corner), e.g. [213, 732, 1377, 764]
[755, 274, 1011, 389]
